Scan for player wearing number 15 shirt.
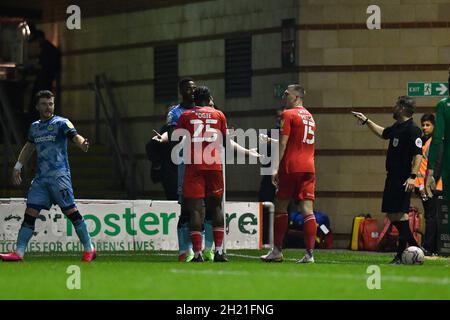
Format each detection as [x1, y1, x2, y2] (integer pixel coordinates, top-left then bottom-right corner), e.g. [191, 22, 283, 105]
[175, 86, 228, 262]
[261, 84, 317, 264]
[278, 104, 316, 181]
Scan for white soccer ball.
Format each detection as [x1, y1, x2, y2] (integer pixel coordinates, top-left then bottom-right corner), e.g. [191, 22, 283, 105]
[401, 246, 425, 265]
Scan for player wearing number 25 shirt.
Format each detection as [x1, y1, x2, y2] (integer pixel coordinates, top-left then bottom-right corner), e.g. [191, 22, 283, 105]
[175, 86, 228, 262]
[175, 99, 227, 199]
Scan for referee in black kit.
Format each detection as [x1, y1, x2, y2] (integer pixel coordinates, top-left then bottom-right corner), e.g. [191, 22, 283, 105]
[352, 96, 423, 264]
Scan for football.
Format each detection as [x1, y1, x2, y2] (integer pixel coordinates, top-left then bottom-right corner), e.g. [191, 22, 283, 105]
[401, 246, 425, 265]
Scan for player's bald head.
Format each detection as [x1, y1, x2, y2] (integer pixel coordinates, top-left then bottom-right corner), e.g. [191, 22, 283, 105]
[283, 84, 306, 107]
[288, 84, 306, 99]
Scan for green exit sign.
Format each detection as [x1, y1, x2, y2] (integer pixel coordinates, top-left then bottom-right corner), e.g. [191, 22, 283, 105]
[407, 82, 449, 97]
[273, 83, 287, 99]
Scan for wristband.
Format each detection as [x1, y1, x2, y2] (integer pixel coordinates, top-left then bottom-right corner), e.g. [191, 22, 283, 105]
[362, 118, 369, 125]
[14, 161, 23, 171]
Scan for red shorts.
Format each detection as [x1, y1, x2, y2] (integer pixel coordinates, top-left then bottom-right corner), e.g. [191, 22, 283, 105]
[276, 172, 315, 201]
[183, 168, 224, 199]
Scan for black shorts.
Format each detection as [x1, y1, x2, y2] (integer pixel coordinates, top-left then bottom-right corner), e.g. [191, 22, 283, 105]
[382, 174, 411, 214]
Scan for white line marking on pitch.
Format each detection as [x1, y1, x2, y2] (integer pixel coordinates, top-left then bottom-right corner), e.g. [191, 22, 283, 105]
[27, 252, 449, 285]
[228, 252, 349, 264]
[168, 267, 450, 286]
[225, 253, 450, 286]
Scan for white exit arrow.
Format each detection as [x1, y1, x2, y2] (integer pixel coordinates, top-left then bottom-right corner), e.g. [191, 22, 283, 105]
[437, 83, 448, 95]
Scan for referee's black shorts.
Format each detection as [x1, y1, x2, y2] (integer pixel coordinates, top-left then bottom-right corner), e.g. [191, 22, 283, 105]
[382, 174, 411, 214]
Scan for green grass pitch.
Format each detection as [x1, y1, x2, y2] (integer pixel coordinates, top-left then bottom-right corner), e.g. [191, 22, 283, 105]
[1, 249, 449, 300]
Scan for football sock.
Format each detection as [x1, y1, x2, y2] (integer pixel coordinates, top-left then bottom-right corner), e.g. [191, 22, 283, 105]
[177, 222, 189, 254]
[392, 221, 407, 258]
[401, 220, 419, 247]
[68, 211, 93, 252]
[16, 213, 37, 257]
[190, 231, 203, 257]
[274, 213, 288, 250]
[204, 219, 214, 250]
[184, 224, 193, 254]
[213, 227, 224, 254]
[303, 214, 317, 253]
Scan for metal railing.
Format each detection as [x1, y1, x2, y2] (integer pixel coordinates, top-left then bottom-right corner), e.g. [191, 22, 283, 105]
[89, 74, 136, 199]
[262, 202, 275, 247]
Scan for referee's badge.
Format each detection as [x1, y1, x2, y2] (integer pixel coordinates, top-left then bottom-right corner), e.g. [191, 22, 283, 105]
[415, 137, 422, 148]
[393, 138, 399, 147]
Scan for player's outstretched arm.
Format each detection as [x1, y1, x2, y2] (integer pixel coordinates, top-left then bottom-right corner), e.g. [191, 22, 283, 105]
[73, 134, 89, 152]
[229, 139, 261, 158]
[152, 131, 169, 143]
[259, 133, 279, 144]
[351, 111, 384, 138]
[12, 142, 35, 186]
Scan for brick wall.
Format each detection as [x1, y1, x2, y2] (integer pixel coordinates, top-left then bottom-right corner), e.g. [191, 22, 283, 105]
[32, 0, 450, 242]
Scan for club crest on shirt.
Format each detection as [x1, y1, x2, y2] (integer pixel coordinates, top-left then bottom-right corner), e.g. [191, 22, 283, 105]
[392, 138, 399, 147]
[47, 125, 54, 131]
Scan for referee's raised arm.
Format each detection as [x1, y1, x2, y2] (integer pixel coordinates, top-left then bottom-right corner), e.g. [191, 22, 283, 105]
[351, 111, 385, 138]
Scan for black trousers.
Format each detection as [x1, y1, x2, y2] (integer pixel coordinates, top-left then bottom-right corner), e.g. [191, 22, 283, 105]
[161, 168, 178, 201]
[422, 197, 439, 254]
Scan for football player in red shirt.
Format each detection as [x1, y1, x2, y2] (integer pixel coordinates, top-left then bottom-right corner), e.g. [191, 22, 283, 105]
[261, 84, 317, 263]
[176, 86, 228, 262]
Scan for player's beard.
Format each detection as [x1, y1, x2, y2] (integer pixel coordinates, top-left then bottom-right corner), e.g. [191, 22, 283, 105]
[42, 109, 54, 119]
[183, 95, 195, 106]
[393, 112, 399, 120]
